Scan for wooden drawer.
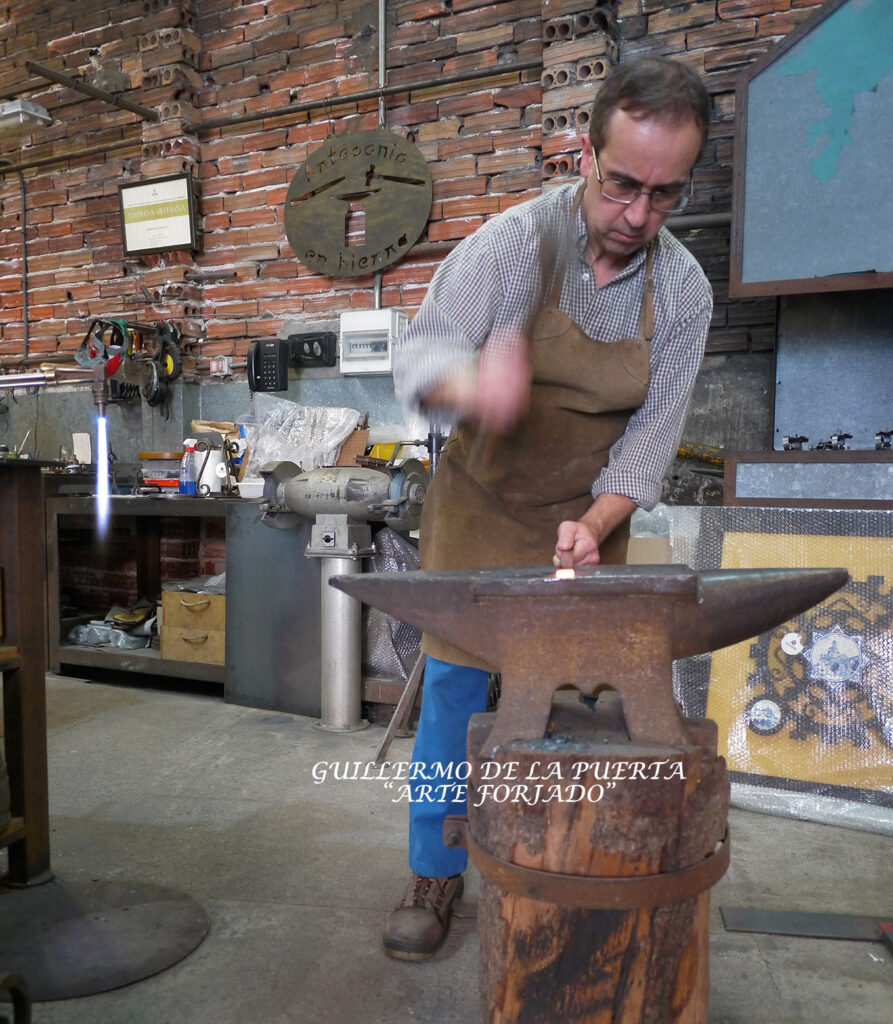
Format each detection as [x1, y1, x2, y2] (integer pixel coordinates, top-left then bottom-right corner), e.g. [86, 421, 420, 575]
[161, 592, 226, 631]
[160, 626, 225, 665]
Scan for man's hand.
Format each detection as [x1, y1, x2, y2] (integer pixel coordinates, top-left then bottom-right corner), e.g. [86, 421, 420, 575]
[552, 493, 637, 568]
[554, 519, 601, 567]
[420, 330, 531, 435]
[475, 333, 531, 433]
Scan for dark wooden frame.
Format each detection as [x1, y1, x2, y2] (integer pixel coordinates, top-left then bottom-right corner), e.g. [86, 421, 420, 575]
[117, 172, 201, 257]
[723, 449, 893, 509]
[0, 462, 52, 885]
[729, 0, 893, 297]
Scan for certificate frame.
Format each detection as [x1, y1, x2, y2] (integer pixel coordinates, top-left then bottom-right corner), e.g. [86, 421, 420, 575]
[118, 172, 201, 257]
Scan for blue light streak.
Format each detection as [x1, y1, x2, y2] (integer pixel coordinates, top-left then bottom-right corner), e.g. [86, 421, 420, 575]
[96, 414, 109, 536]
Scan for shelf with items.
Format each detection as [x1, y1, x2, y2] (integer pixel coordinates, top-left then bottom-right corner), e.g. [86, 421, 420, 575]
[45, 495, 233, 685]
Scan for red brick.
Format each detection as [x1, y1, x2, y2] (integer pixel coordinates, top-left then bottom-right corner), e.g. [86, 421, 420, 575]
[438, 93, 495, 118]
[397, 0, 450, 22]
[648, 2, 716, 34]
[427, 217, 483, 241]
[719, 0, 789, 16]
[758, 9, 816, 35]
[418, 118, 463, 141]
[463, 107, 521, 134]
[429, 155, 478, 180]
[688, 19, 757, 49]
[490, 168, 543, 192]
[431, 176, 488, 201]
[704, 39, 773, 71]
[442, 196, 501, 219]
[455, 24, 514, 54]
[389, 20, 439, 47]
[493, 83, 543, 109]
[478, 149, 539, 175]
[437, 135, 496, 159]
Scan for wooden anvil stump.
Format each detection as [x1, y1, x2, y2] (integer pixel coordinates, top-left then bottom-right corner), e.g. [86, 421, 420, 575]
[329, 564, 848, 1023]
[452, 701, 728, 1023]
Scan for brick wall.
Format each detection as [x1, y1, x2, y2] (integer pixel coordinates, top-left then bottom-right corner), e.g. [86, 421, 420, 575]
[1, 0, 825, 371]
[57, 514, 225, 613]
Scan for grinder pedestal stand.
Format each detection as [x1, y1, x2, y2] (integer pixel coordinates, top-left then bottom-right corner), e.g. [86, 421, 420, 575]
[306, 514, 374, 732]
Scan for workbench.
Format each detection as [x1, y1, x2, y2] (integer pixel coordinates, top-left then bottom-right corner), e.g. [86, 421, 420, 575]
[45, 494, 323, 717]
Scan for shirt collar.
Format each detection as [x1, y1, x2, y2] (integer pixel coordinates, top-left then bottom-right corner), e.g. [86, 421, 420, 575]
[571, 181, 652, 283]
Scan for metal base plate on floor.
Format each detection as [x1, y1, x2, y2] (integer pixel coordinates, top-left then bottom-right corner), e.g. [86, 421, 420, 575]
[721, 906, 889, 942]
[0, 878, 210, 1001]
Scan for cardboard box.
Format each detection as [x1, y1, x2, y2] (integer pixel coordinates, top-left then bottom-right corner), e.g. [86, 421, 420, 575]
[160, 591, 226, 665]
[161, 627, 225, 665]
[162, 592, 226, 630]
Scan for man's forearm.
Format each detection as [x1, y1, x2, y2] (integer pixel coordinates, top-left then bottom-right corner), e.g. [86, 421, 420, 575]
[420, 367, 478, 418]
[578, 492, 637, 545]
[553, 492, 637, 567]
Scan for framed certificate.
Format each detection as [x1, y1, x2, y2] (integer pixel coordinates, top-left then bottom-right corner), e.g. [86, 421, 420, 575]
[118, 172, 201, 256]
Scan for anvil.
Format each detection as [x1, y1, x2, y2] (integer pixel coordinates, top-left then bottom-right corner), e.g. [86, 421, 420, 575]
[329, 564, 848, 754]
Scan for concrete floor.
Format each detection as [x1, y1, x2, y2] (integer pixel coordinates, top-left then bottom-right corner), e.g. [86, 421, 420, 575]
[3, 673, 891, 1023]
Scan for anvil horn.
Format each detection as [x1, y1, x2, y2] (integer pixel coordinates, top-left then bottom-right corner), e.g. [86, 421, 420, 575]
[673, 567, 850, 659]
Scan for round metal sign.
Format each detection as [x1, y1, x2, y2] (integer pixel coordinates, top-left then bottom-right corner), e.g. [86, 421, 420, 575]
[285, 129, 432, 278]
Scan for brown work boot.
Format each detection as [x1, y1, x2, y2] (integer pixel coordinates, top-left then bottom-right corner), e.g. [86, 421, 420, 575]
[383, 873, 464, 961]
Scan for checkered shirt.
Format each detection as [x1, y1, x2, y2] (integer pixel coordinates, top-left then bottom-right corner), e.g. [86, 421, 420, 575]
[393, 181, 712, 510]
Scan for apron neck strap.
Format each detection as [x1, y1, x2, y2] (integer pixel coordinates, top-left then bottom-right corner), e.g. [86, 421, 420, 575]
[549, 182, 656, 344]
[638, 240, 656, 343]
[545, 181, 587, 307]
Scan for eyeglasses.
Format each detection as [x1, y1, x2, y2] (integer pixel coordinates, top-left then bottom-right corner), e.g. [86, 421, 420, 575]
[592, 151, 691, 214]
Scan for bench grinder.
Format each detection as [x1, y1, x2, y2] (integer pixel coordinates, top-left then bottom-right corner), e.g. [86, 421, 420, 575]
[259, 458, 428, 731]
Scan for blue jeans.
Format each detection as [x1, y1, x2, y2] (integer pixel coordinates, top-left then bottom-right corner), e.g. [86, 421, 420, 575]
[408, 656, 489, 878]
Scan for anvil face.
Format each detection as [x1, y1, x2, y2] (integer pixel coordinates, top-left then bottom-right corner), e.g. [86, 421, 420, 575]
[330, 564, 848, 752]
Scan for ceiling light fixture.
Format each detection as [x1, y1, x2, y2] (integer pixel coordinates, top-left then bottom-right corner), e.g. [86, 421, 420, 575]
[0, 99, 53, 132]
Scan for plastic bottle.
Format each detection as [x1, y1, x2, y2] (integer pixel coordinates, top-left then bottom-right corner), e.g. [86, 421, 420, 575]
[178, 442, 197, 495]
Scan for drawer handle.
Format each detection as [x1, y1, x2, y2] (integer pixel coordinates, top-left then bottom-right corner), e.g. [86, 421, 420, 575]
[180, 598, 211, 611]
[180, 632, 209, 644]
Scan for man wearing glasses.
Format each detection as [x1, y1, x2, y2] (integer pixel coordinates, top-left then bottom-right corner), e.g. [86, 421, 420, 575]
[386, 56, 712, 961]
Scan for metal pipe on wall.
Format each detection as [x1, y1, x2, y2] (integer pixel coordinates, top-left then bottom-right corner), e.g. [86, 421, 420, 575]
[378, 0, 387, 128]
[190, 58, 544, 135]
[374, 0, 387, 311]
[5, 137, 141, 174]
[25, 61, 160, 123]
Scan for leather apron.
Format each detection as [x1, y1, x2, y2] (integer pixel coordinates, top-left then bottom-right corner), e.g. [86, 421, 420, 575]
[419, 185, 655, 669]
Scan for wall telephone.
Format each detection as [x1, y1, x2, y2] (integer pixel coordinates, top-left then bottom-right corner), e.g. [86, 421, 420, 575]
[248, 332, 338, 392]
[247, 338, 289, 392]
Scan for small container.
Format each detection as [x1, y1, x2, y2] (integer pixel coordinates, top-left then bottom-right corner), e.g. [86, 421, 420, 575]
[178, 444, 197, 495]
[139, 451, 182, 483]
